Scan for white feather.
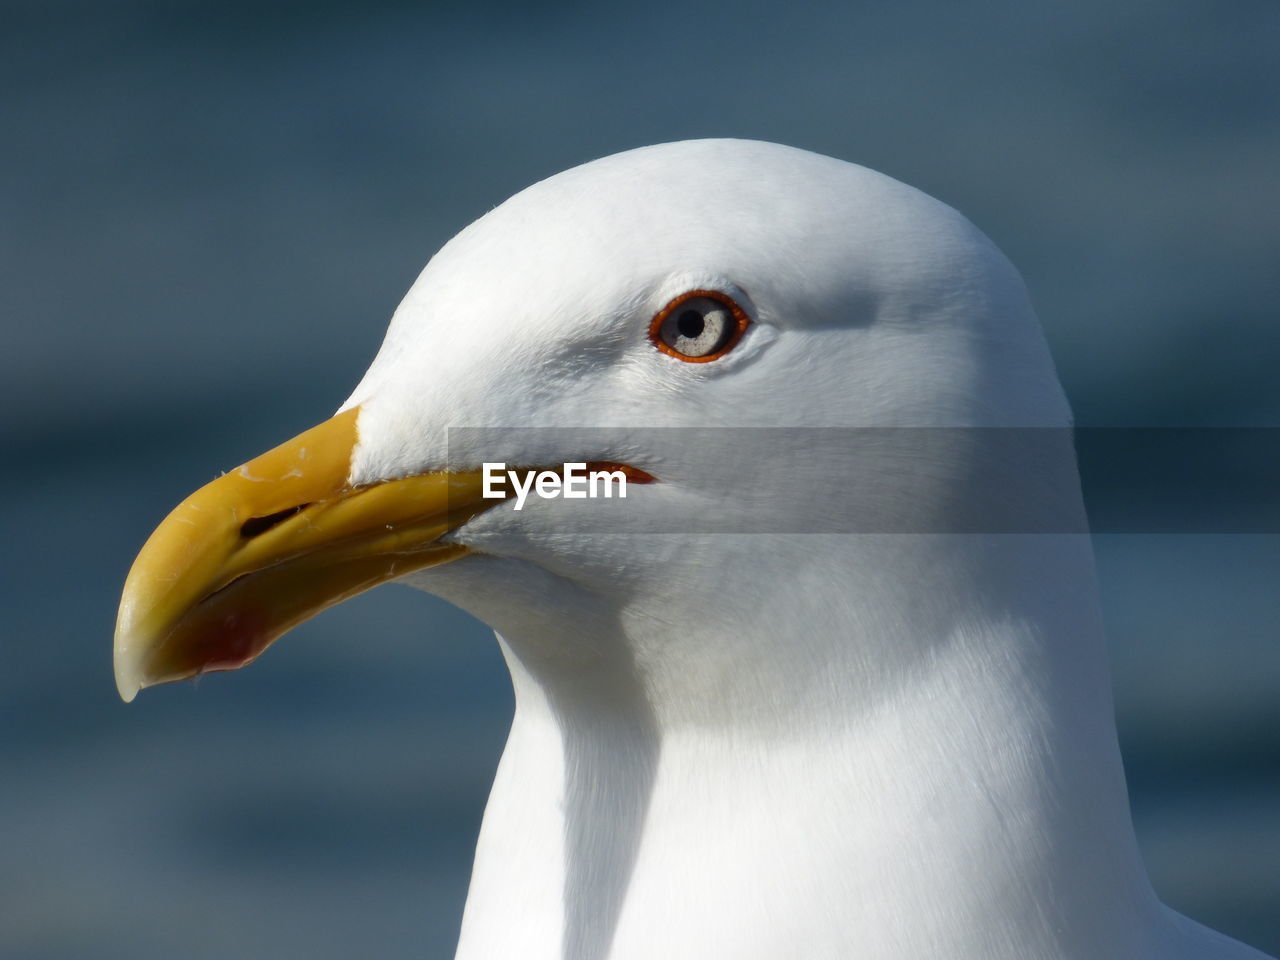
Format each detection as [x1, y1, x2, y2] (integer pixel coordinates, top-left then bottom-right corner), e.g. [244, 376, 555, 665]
[336, 140, 1269, 960]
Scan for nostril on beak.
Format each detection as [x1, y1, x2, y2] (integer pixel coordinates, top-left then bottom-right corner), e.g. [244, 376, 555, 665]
[240, 504, 310, 539]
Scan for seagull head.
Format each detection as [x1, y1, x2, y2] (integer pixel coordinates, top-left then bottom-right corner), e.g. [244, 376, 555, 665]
[114, 139, 1079, 710]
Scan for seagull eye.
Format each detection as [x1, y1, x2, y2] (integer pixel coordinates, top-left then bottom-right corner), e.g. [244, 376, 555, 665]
[650, 290, 750, 362]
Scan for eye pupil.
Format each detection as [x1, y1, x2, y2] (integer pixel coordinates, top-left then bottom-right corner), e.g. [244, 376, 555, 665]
[676, 310, 705, 339]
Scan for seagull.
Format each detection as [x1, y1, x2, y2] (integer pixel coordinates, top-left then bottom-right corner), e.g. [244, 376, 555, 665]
[114, 139, 1273, 960]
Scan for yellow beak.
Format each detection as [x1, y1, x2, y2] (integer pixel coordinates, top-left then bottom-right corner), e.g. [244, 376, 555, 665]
[113, 406, 499, 702]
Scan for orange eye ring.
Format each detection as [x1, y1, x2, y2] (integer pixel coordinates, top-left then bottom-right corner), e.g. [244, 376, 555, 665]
[648, 289, 752, 363]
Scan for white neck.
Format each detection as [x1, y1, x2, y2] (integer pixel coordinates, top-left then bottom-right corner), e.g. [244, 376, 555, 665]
[449, 535, 1174, 960]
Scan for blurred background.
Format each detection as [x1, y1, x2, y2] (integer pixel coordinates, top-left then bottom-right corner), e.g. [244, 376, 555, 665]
[2, 0, 1277, 956]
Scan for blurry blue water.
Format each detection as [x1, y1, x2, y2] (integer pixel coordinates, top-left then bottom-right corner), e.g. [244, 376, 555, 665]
[2, 1, 1277, 956]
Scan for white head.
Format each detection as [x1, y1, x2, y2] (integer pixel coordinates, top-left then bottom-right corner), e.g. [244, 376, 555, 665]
[116, 138, 1088, 709]
[330, 139, 1087, 727]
